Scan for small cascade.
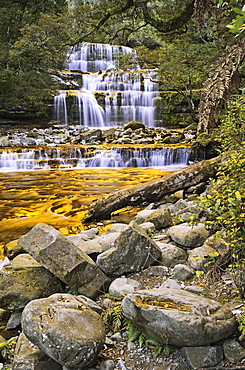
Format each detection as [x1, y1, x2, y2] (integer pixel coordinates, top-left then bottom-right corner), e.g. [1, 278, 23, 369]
[0, 147, 189, 171]
[54, 43, 159, 127]
[53, 91, 68, 125]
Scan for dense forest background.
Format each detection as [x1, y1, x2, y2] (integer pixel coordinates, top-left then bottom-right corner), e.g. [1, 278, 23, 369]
[0, 0, 244, 131]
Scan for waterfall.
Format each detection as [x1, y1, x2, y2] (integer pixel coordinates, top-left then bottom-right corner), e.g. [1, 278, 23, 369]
[0, 147, 189, 171]
[54, 91, 68, 125]
[54, 43, 159, 127]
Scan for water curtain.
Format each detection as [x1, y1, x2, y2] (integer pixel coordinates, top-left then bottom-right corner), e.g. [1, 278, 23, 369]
[54, 43, 159, 127]
[0, 147, 189, 171]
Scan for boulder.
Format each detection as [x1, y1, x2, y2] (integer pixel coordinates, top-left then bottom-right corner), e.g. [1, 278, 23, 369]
[108, 277, 142, 298]
[181, 346, 223, 369]
[188, 245, 219, 271]
[166, 223, 209, 248]
[0, 254, 64, 311]
[121, 288, 236, 346]
[160, 278, 181, 289]
[18, 223, 110, 298]
[134, 209, 156, 224]
[106, 223, 128, 233]
[21, 293, 106, 369]
[77, 232, 120, 256]
[171, 264, 195, 281]
[80, 129, 102, 143]
[156, 243, 187, 267]
[223, 338, 245, 363]
[96, 221, 162, 275]
[146, 208, 173, 229]
[203, 236, 229, 255]
[124, 121, 145, 131]
[13, 332, 62, 370]
[139, 222, 155, 232]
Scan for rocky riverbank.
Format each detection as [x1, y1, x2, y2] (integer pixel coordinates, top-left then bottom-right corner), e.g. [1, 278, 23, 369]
[0, 170, 244, 370]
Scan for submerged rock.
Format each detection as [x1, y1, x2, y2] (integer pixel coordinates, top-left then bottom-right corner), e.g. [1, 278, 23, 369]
[121, 288, 236, 347]
[21, 293, 106, 369]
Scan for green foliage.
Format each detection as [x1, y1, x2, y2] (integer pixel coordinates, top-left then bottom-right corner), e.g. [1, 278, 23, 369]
[0, 336, 18, 364]
[238, 310, 245, 340]
[124, 318, 168, 357]
[196, 98, 245, 297]
[102, 301, 124, 333]
[227, 6, 245, 37]
[213, 97, 245, 151]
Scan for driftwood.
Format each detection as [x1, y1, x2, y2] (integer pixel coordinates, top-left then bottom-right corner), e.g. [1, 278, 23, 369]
[84, 155, 223, 222]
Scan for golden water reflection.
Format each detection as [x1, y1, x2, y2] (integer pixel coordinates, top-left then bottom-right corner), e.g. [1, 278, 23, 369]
[0, 167, 175, 246]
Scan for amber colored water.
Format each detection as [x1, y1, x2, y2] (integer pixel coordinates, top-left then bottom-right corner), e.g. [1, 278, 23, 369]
[0, 167, 174, 247]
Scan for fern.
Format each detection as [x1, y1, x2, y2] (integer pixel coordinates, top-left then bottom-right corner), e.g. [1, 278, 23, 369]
[238, 311, 245, 340]
[126, 320, 142, 342]
[102, 303, 123, 333]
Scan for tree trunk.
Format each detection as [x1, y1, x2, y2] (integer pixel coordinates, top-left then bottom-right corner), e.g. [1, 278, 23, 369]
[197, 38, 245, 134]
[84, 155, 223, 222]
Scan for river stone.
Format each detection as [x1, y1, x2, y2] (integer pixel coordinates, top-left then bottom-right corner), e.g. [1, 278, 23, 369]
[13, 332, 62, 370]
[6, 311, 22, 330]
[187, 244, 219, 271]
[80, 129, 102, 143]
[121, 288, 236, 346]
[203, 236, 229, 255]
[4, 239, 23, 259]
[108, 277, 142, 298]
[166, 223, 209, 248]
[160, 278, 181, 289]
[0, 254, 64, 310]
[181, 346, 223, 368]
[146, 208, 173, 230]
[18, 223, 110, 298]
[156, 242, 187, 267]
[21, 293, 106, 368]
[223, 338, 245, 363]
[124, 121, 145, 130]
[139, 222, 155, 232]
[77, 232, 120, 256]
[106, 223, 128, 233]
[171, 264, 195, 280]
[96, 221, 162, 275]
[134, 209, 156, 224]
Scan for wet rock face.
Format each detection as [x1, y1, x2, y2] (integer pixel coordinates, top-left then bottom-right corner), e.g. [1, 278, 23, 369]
[21, 293, 106, 368]
[121, 288, 236, 347]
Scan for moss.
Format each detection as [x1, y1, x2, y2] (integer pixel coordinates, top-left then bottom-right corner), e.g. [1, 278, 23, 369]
[135, 298, 192, 312]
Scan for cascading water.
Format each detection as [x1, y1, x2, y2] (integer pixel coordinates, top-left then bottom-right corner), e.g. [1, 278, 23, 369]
[54, 43, 159, 127]
[0, 147, 189, 171]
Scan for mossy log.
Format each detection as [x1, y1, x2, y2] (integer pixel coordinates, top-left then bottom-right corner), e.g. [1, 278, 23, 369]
[84, 155, 223, 222]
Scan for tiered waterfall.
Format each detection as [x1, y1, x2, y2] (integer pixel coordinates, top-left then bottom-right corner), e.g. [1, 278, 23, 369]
[54, 43, 159, 127]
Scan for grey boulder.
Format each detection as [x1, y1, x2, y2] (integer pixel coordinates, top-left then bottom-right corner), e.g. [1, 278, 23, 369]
[121, 288, 236, 346]
[166, 223, 209, 248]
[13, 332, 62, 370]
[96, 221, 162, 275]
[0, 254, 64, 310]
[18, 223, 109, 298]
[21, 293, 105, 368]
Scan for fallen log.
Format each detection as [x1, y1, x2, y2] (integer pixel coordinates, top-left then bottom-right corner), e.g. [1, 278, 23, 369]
[84, 155, 223, 222]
